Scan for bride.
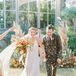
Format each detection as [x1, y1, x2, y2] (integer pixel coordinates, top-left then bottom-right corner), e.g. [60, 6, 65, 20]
[20, 27, 45, 76]
[0, 25, 24, 76]
[0, 26, 45, 76]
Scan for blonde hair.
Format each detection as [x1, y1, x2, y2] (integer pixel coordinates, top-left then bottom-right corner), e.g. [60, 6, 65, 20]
[28, 27, 37, 33]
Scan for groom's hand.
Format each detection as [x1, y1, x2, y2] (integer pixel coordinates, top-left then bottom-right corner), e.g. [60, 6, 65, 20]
[57, 58, 62, 64]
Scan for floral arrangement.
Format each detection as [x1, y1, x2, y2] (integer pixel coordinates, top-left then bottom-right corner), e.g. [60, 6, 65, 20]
[16, 38, 29, 53]
[16, 37, 33, 53]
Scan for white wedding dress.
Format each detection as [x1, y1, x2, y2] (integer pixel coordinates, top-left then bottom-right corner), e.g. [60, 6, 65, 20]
[21, 39, 40, 76]
[0, 35, 40, 76]
[0, 42, 16, 76]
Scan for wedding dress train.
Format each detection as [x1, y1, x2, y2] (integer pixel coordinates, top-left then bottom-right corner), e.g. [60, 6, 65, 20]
[0, 42, 16, 76]
[0, 35, 40, 76]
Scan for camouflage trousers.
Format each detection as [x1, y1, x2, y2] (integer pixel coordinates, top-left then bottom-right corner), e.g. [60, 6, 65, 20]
[46, 62, 57, 76]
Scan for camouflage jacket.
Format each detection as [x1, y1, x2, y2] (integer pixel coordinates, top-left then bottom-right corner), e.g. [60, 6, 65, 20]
[43, 34, 62, 63]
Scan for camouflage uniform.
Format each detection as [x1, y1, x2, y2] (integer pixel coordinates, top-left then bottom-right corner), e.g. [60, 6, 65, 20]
[43, 34, 62, 76]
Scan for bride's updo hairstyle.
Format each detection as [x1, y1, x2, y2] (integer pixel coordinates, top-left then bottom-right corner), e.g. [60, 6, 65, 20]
[28, 27, 37, 34]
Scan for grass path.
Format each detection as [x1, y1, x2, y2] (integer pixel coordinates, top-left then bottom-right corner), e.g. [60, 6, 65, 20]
[10, 68, 76, 76]
[10, 68, 47, 76]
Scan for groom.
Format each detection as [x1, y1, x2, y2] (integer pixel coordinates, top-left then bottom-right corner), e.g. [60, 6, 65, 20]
[43, 25, 62, 76]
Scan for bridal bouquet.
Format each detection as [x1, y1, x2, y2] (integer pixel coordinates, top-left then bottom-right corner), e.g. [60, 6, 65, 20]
[16, 37, 33, 53]
[16, 38, 29, 53]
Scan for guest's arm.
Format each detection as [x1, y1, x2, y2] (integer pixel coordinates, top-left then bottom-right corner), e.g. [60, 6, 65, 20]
[0, 27, 14, 40]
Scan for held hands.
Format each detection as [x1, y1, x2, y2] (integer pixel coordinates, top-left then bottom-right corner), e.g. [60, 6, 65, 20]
[39, 46, 46, 62]
[37, 37, 46, 62]
[41, 51, 46, 62]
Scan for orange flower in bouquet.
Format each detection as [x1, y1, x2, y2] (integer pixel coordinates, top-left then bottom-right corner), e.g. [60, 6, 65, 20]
[16, 38, 29, 53]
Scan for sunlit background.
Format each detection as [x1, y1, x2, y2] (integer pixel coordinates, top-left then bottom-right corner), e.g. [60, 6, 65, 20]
[0, 0, 76, 76]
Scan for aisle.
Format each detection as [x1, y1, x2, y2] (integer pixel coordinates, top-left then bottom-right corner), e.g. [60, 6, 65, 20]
[9, 67, 76, 76]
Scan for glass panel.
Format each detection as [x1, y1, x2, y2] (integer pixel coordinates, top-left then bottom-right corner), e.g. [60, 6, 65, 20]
[0, 0, 4, 10]
[40, 0, 47, 12]
[6, 11, 16, 28]
[48, 0, 55, 13]
[6, 0, 16, 10]
[18, 0, 28, 9]
[19, 11, 29, 34]
[19, 3, 28, 11]
[40, 13, 47, 28]
[0, 11, 4, 28]
[48, 14, 55, 25]
[29, 0, 36, 1]
[29, 1, 37, 12]
[29, 12, 37, 27]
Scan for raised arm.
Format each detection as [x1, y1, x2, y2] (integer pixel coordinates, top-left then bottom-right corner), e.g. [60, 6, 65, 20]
[0, 27, 14, 40]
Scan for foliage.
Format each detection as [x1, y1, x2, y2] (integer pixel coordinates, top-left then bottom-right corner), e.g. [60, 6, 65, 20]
[61, 6, 76, 56]
[68, 34, 76, 55]
[0, 2, 3, 10]
[61, 7, 76, 19]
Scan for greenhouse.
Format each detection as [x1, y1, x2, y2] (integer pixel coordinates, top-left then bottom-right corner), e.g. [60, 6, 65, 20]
[0, 0, 76, 76]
